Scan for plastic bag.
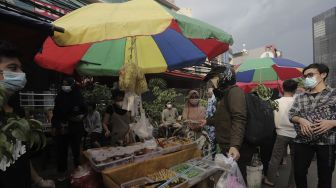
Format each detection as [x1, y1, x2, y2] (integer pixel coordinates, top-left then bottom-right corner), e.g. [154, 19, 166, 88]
[132, 111, 153, 139]
[119, 62, 138, 92]
[70, 165, 103, 188]
[215, 154, 246, 188]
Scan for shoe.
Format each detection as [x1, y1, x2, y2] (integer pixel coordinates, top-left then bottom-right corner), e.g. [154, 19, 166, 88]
[262, 178, 275, 187]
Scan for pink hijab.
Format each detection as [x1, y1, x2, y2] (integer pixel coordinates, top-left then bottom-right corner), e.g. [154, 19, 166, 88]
[182, 90, 205, 121]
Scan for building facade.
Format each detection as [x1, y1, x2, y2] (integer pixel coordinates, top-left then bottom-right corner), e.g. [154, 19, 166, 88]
[313, 7, 336, 87]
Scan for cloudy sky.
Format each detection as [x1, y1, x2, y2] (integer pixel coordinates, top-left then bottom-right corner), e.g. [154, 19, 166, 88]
[175, 0, 336, 64]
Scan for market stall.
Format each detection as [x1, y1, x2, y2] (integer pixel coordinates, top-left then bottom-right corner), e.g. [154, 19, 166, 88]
[101, 144, 220, 188]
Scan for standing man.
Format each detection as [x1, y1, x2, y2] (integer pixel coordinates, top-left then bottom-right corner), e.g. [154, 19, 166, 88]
[204, 65, 247, 162]
[289, 63, 336, 188]
[264, 79, 298, 187]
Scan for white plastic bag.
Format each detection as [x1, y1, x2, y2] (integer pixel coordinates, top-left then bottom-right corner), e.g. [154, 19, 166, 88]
[215, 154, 246, 188]
[132, 111, 153, 139]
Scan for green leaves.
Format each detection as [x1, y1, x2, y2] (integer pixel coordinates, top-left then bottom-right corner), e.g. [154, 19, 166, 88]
[254, 84, 279, 111]
[0, 115, 46, 163]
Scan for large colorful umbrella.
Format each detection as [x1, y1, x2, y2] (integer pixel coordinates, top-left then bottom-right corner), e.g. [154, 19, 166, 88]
[236, 58, 305, 83]
[34, 0, 233, 76]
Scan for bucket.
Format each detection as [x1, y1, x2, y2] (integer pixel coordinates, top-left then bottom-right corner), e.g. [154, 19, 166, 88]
[246, 165, 263, 188]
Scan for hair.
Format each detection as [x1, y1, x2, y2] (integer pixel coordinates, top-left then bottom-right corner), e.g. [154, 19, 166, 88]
[283, 79, 298, 93]
[87, 101, 97, 110]
[303, 63, 329, 80]
[0, 40, 22, 62]
[63, 77, 76, 86]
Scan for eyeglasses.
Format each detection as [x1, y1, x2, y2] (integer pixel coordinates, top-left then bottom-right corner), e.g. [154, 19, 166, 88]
[303, 72, 319, 79]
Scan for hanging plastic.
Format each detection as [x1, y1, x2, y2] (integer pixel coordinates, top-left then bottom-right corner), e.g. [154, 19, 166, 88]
[215, 154, 246, 188]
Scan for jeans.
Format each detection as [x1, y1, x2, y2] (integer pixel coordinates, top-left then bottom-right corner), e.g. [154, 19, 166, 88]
[294, 143, 336, 188]
[266, 135, 295, 186]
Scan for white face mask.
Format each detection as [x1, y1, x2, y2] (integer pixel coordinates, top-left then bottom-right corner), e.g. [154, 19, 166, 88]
[304, 76, 319, 89]
[167, 104, 172, 109]
[61, 85, 72, 92]
[0, 71, 27, 92]
[116, 101, 123, 108]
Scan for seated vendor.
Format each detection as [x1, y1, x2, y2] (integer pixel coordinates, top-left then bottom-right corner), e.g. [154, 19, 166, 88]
[160, 101, 181, 128]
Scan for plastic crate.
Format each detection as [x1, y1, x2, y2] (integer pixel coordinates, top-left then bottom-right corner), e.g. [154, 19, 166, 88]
[90, 155, 134, 172]
[134, 148, 163, 162]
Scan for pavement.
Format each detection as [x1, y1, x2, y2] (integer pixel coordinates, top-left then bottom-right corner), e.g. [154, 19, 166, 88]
[261, 156, 336, 188]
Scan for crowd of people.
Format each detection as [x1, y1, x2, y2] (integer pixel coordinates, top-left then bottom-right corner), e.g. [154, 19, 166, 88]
[0, 39, 336, 188]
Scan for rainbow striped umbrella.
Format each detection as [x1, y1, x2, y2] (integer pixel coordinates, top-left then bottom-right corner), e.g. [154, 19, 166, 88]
[236, 58, 305, 83]
[35, 0, 233, 76]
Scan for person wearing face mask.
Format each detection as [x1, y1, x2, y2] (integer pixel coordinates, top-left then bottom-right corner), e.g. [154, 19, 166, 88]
[83, 102, 102, 148]
[289, 63, 336, 188]
[204, 64, 247, 176]
[0, 41, 54, 188]
[160, 101, 181, 137]
[51, 77, 87, 181]
[102, 89, 134, 146]
[182, 90, 206, 131]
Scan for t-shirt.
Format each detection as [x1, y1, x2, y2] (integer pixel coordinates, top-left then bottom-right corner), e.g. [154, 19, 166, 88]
[162, 108, 179, 124]
[274, 97, 296, 138]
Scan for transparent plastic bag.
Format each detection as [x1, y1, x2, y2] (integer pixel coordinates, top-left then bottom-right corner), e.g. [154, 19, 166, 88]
[132, 111, 153, 139]
[215, 155, 246, 188]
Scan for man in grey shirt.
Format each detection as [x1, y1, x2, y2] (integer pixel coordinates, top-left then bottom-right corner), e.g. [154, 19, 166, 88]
[161, 101, 181, 128]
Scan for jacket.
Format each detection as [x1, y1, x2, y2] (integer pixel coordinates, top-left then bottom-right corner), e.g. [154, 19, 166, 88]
[207, 86, 247, 149]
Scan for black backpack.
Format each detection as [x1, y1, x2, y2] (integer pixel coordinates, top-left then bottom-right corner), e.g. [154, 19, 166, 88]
[244, 93, 275, 145]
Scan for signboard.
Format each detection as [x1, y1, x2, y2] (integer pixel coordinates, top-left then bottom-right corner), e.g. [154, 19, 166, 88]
[32, 0, 68, 20]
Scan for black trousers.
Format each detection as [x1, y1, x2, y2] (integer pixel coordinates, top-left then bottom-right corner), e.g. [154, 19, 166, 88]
[56, 124, 83, 173]
[294, 143, 336, 188]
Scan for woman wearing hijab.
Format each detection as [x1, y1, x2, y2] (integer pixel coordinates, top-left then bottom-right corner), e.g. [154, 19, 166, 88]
[182, 90, 206, 132]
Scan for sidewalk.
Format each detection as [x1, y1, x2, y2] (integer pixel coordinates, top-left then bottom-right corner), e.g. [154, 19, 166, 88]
[262, 156, 336, 188]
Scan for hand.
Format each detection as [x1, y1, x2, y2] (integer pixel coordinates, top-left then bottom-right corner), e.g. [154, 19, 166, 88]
[312, 120, 336, 135]
[298, 118, 313, 136]
[200, 119, 207, 127]
[104, 130, 111, 137]
[36, 178, 55, 188]
[227, 147, 240, 161]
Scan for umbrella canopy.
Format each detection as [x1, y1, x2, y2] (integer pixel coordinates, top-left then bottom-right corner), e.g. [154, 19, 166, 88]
[35, 0, 233, 76]
[236, 58, 305, 83]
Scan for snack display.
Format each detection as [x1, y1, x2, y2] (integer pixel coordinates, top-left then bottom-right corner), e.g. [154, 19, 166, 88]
[147, 169, 186, 188]
[157, 137, 193, 148]
[187, 159, 211, 170]
[171, 164, 203, 179]
[87, 143, 160, 168]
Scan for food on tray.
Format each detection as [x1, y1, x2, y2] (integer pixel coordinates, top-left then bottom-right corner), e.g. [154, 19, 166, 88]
[172, 164, 202, 179]
[147, 169, 186, 188]
[157, 137, 193, 148]
[188, 159, 210, 169]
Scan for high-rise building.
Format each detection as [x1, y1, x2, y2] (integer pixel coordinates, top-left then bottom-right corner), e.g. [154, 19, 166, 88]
[313, 7, 336, 87]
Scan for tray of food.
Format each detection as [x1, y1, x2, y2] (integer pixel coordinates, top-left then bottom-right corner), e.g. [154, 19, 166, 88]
[186, 158, 214, 170]
[134, 147, 163, 162]
[170, 163, 204, 180]
[147, 169, 188, 188]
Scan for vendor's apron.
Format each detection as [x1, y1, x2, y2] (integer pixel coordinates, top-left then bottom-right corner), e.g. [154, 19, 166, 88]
[109, 112, 130, 146]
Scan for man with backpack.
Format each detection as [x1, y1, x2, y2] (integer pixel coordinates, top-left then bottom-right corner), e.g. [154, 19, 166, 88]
[204, 65, 247, 172]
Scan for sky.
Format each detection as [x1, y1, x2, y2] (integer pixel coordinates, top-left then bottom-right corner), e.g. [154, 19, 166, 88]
[175, 0, 336, 65]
